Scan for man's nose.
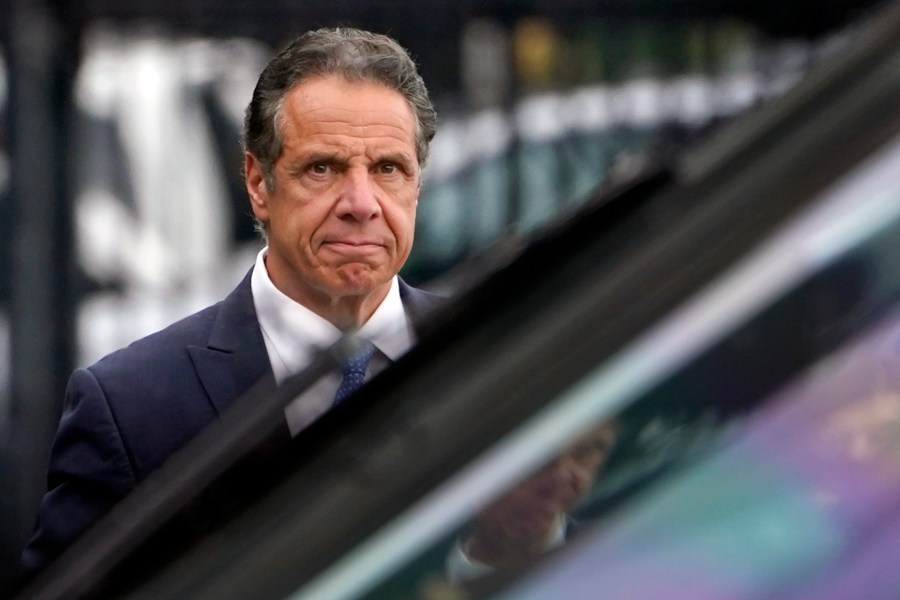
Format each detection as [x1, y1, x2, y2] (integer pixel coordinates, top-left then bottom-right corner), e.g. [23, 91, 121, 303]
[336, 168, 381, 221]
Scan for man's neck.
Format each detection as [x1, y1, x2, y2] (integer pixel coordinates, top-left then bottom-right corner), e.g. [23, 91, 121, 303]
[325, 287, 391, 331]
[261, 254, 392, 331]
[277, 276, 391, 332]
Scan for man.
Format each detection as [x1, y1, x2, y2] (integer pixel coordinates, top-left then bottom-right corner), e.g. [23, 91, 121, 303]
[369, 421, 618, 597]
[448, 421, 618, 582]
[21, 26, 441, 578]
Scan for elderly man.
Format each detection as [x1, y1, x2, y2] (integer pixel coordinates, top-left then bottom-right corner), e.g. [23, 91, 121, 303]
[22, 26, 441, 577]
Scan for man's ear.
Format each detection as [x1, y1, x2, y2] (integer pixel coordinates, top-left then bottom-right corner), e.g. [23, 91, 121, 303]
[244, 153, 270, 221]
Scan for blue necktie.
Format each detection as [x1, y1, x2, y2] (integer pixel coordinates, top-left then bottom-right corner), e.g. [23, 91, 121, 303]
[333, 341, 376, 405]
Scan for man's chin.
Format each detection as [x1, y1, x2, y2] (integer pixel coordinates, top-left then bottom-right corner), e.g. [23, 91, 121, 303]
[333, 268, 389, 298]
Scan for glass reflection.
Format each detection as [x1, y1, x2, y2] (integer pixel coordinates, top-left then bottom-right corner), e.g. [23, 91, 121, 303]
[359, 421, 621, 600]
[458, 421, 618, 573]
[496, 306, 900, 600]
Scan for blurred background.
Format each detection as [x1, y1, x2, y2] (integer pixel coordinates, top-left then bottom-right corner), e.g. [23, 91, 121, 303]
[0, 0, 885, 590]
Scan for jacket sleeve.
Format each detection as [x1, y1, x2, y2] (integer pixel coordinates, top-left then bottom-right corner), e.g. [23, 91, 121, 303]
[20, 367, 138, 580]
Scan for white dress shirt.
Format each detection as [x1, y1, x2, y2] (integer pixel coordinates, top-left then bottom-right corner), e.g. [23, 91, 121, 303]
[250, 248, 415, 436]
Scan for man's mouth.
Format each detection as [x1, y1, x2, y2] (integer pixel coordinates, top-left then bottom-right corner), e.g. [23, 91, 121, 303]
[323, 240, 385, 255]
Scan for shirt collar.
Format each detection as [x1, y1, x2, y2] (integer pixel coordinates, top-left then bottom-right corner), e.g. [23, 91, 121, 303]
[251, 247, 414, 380]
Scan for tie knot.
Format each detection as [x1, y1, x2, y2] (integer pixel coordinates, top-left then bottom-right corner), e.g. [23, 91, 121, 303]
[341, 342, 376, 377]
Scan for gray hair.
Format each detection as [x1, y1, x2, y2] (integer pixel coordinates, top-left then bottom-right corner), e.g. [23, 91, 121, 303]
[243, 27, 437, 193]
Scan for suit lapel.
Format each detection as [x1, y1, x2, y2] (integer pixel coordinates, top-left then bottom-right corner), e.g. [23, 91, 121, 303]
[399, 277, 444, 337]
[188, 269, 275, 418]
[186, 272, 442, 420]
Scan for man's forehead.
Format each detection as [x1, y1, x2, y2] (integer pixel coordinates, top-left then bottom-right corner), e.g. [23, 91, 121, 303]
[279, 120, 418, 159]
[280, 78, 416, 145]
[289, 108, 415, 135]
[285, 76, 413, 119]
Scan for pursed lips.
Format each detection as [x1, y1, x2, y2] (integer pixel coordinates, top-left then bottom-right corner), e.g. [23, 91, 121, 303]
[321, 238, 386, 255]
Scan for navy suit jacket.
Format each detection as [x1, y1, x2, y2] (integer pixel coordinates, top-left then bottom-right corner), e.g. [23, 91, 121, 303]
[21, 269, 441, 577]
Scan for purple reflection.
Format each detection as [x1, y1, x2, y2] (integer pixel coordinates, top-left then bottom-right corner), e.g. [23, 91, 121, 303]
[498, 308, 900, 600]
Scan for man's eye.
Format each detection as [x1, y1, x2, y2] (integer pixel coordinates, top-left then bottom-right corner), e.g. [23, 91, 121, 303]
[309, 163, 330, 175]
[378, 163, 398, 174]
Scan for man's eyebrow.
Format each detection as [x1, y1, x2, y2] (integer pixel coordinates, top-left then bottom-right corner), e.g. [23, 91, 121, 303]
[373, 152, 416, 168]
[305, 152, 347, 164]
[285, 153, 346, 172]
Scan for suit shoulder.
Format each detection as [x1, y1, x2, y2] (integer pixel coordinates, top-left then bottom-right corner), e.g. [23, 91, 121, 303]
[399, 279, 446, 310]
[88, 301, 224, 376]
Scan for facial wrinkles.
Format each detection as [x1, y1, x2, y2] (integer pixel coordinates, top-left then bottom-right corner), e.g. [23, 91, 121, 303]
[284, 139, 416, 179]
[250, 77, 421, 328]
[278, 138, 416, 211]
[287, 99, 415, 140]
[280, 133, 413, 262]
[280, 125, 417, 188]
[278, 77, 419, 182]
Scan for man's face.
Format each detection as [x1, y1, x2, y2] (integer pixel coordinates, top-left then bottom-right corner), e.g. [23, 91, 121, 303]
[477, 422, 617, 542]
[245, 75, 420, 318]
